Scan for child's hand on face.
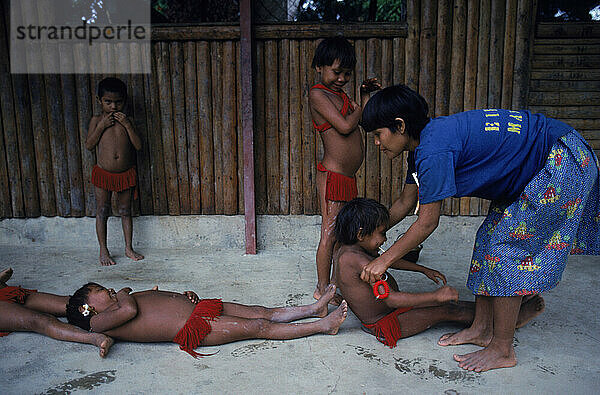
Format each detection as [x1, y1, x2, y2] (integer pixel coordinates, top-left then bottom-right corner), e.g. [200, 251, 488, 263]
[100, 113, 115, 130]
[360, 78, 381, 94]
[183, 291, 199, 304]
[423, 268, 447, 285]
[434, 286, 459, 303]
[113, 112, 132, 129]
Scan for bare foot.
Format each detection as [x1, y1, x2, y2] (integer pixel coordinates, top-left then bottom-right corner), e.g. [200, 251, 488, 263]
[100, 249, 116, 266]
[313, 285, 343, 306]
[313, 284, 336, 318]
[516, 295, 545, 328]
[321, 300, 348, 335]
[92, 333, 114, 358]
[125, 248, 144, 261]
[438, 325, 492, 347]
[454, 342, 517, 372]
[0, 267, 13, 285]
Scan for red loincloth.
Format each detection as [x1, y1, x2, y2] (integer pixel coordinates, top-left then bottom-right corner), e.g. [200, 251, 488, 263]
[172, 299, 223, 358]
[91, 165, 138, 199]
[362, 306, 412, 348]
[317, 162, 358, 202]
[311, 83, 353, 133]
[0, 286, 37, 337]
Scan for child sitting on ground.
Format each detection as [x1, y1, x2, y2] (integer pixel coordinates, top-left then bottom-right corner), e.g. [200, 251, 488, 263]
[66, 283, 347, 358]
[85, 77, 144, 266]
[309, 37, 380, 303]
[333, 198, 545, 348]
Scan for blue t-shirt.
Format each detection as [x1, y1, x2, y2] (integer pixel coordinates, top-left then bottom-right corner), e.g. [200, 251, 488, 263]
[409, 109, 571, 204]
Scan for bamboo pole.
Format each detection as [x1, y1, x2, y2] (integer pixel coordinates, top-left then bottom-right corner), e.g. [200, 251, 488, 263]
[197, 41, 215, 214]
[279, 39, 291, 214]
[222, 40, 238, 215]
[254, 40, 267, 214]
[289, 40, 303, 214]
[501, 0, 518, 110]
[265, 40, 280, 214]
[435, 0, 452, 117]
[211, 41, 224, 214]
[419, 0, 437, 115]
[488, 0, 505, 108]
[405, 0, 421, 91]
[184, 42, 201, 214]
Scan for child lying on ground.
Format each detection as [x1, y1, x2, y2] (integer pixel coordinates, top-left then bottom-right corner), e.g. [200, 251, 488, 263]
[333, 198, 545, 348]
[0, 268, 113, 357]
[67, 283, 347, 357]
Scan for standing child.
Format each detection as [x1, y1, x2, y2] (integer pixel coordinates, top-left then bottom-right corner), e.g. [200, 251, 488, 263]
[66, 282, 347, 358]
[309, 37, 380, 302]
[333, 198, 545, 349]
[360, 84, 600, 371]
[86, 77, 144, 266]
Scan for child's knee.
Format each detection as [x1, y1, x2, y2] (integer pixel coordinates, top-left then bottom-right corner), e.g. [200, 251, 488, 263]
[248, 318, 271, 336]
[96, 203, 111, 218]
[117, 203, 132, 217]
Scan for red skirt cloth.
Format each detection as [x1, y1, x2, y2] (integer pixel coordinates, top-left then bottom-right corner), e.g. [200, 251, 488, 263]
[362, 306, 412, 348]
[91, 165, 138, 199]
[317, 162, 358, 202]
[172, 299, 223, 358]
[0, 286, 37, 337]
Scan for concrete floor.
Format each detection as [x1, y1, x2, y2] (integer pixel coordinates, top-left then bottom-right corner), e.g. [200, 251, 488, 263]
[0, 215, 599, 394]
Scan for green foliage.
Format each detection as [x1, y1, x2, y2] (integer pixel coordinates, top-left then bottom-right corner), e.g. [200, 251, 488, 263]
[295, 0, 405, 22]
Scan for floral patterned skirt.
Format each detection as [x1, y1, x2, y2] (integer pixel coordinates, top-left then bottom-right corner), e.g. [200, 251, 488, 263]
[467, 131, 600, 296]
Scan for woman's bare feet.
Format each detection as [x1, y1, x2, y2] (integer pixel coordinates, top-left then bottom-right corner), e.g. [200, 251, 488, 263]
[0, 267, 13, 285]
[439, 296, 546, 346]
[454, 341, 517, 372]
[125, 248, 144, 261]
[321, 300, 348, 335]
[313, 284, 337, 318]
[516, 295, 545, 328]
[92, 333, 114, 358]
[100, 248, 116, 266]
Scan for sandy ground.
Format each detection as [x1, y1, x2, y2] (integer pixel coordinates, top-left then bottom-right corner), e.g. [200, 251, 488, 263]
[0, 215, 599, 394]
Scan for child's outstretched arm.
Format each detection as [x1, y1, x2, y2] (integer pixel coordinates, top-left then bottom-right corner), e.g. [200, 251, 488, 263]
[381, 285, 458, 309]
[113, 112, 142, 150]
[389, 260, 447, 285]
[85, 114, 113, 150]
[359, 78, 381, 107]
[90, 288, 138, 333]
[309, 89, 362, 135]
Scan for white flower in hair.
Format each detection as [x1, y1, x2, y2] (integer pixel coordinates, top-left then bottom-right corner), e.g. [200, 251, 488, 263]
[82, 304, 93, 317]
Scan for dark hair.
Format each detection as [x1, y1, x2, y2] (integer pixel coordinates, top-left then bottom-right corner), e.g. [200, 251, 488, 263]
[311, 37, 356, 69]
[335, 198, 390, 245]
[97, 77, 127, 100]
[66, 282, 100, 331]
[361, 84, 430, 140]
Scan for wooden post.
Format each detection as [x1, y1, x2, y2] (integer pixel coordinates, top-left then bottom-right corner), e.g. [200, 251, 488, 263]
[240, 0, 257, 254]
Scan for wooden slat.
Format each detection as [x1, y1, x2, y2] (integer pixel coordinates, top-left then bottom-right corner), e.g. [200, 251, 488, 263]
[405, 0, 420, 91]
[254, 40, 267, 214]
[476, 0, 491, 109]
[529, 79, 600, 92]
[533, 43, 600, 55]
[289, 40, 303, 214]
[279, 39, 290, 214]
[222, 40, 238, 215]
[0, 0, 11, 217]
[170, 42, 191, 214]
[300, 40, 316, 214]
[449, 0, 467, 114]
[265, 40, 280, 214]
[366, 39, 381, 201]
[529, 106, 600, 119]
[529, 69, 600, 80]
[532, 55, 600, 69]
[183, 42, 201, 214]
[380, 39, 393, 207]
[529, 92, 600, 106]
[197, 41, 215, 214]
[354, 39, 366, 197]
[488, 0, 505, 109]
[391, 37, 406, 204]
[156, 41, 180, 215]
[211, 41, 225, 214]
[236, 40, 245, 214]
[464, 0, 480, 112]
[512, 0, 535, 110]
[434, 0, 452, 117]
[563, 119, 600, 130]
[536, 23, 600, 39]
[419, 0, 437, 114]
[500, 0, 517, 110]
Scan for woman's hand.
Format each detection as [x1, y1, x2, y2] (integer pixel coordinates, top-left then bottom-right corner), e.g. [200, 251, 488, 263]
[360, 255, 390, 284]
[423, 268, 447, 285]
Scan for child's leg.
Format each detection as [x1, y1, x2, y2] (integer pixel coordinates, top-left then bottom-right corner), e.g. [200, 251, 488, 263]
[454, 296, 521, 372]
[23, 292, 69, 317]
[95, 186, 116, 266]
[222, 284, 337, 322]
[200, 301, 348, 346]
[315, 172, 343, 302]
[116, 188, 143, 261]
[0, 301, 113, 357]
[393, 301, 475, 338]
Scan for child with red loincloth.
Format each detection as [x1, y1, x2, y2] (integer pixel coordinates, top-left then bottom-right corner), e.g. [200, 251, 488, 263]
[86, 77, 144, 266]
[308, 37, 380, 303]
[333, 199, 545, 348]
[66, 283, 348, 358]
[0, 268, 113, 357]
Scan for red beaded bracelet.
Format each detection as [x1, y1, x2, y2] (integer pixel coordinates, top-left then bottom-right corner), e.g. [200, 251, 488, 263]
[372, 273, 390, 299]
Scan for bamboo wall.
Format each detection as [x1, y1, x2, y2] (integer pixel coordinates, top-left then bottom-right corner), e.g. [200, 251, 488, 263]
[4, 0, 595, 219]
